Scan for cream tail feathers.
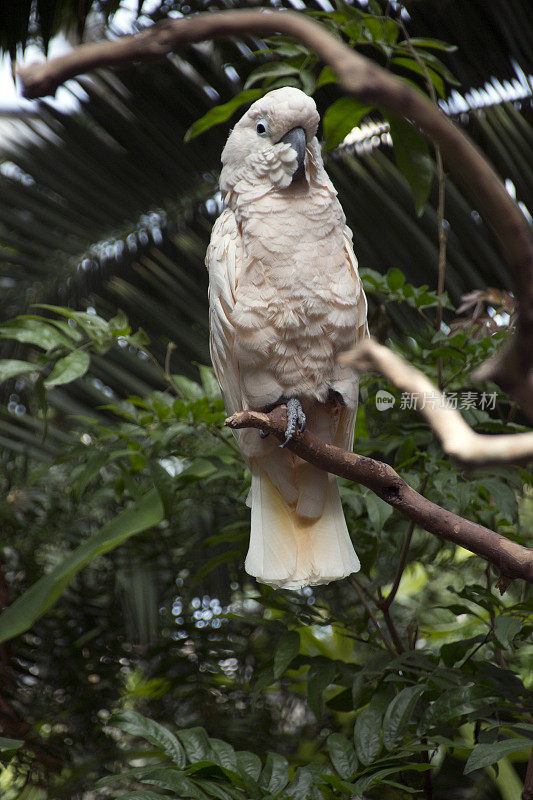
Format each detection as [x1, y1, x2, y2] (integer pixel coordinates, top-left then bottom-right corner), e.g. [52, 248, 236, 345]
[206, 87, 368, 589]
[246, 470, 360, 590]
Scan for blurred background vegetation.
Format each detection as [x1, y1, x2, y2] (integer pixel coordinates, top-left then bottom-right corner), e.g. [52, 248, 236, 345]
[0, 1, 532, 798]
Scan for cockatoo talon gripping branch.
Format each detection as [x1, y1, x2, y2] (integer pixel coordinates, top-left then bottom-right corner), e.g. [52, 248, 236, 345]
[206, 87, 368, 590]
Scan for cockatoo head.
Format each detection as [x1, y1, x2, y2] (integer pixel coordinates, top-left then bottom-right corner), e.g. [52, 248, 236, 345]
[220, 87, 321, 193]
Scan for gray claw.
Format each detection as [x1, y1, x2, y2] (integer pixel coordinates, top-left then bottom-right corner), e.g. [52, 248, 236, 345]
[259, 429, 269, 439]
[280, 398, 306, 448]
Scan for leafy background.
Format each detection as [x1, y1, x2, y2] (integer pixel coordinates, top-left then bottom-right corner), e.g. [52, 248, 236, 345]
[0, 0, 532, 798]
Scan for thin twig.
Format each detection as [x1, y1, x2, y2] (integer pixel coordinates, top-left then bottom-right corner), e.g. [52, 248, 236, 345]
[380, 604, 405, 654]
[382, 475, 429, 610]
[349, 575, 396, 653]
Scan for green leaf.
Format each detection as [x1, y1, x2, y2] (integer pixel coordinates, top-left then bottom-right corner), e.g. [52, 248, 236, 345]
[251, 669, 274, 708]
[401, 37, 458, 52]
[192, 550, 241, 584]
[0, 737, 24, 752]
[273, 630, 300, 678]
[286, 766, 315, 800]
[139, 767, 208, 798]
[196, 780, 234, 800]
[364, 493, 393, 532]
[387, 268, 406, 291]
[173, 375, 205, 400]
[44, 350, 90, 387]
[72, 451, 108, 499]
[316, 65, 338, 88]
[388, 114, 433, 216]
[352, 672, 364, 708]
[0, 316, 73, 351]
[196, 364, 221, 400]
[179, 459, 216, 481]
[354, 763, 432, 793]
[382, 686, 426, 751]
[110, 710, 186, 768]
[0, 359, 37, 383]
[322, 97, 372, 150]
[117, 793, 171, 800]
[419, 685, 493, 733]
[478, 478, 517, 523]
[259, 752, 290, 793]
[391, 57, 446, 98]
[308, 661, 336, 719]
[464, 739, 533, 774]
[354, 705, 382, 765]
[327, 733, 358, 778]
[244, 63, 301, 90]
[382, 18, 399, 44]
[0, 489, 164, 643]
[236, 751, 261, 780]
[494, 616, 522, 650]
[177, 728, 212, 762]
[184, 90, 263, 142]
[109, 308, 131, 336]
[209, 738, 237, 770]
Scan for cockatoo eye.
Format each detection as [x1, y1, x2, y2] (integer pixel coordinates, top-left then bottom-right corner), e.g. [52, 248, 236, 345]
[256, 120, 269, 136]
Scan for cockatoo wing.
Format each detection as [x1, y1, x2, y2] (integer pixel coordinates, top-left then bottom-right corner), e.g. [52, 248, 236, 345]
[206, 207, 243, 417]
[333, 226, 369, 454]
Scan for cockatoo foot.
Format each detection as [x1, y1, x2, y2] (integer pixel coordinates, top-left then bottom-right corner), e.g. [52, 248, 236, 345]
[280, 397, 306, 448]
[259, 429, 269, 439]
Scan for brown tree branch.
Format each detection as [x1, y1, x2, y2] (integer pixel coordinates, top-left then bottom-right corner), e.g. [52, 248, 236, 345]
[226, 406, 533, 585]
[17, 9, 533, 417]
[340, 338, 533, 465]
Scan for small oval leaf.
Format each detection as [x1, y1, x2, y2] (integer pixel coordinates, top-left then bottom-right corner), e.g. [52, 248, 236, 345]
[382, 685, 426, 751]
[327, 733, 358, 778]
[274, 630, 300, 678]
[45, 350, 90, 387]
[354, 705, 382, 765]
[464, 739, 533, 774]
[388, 114, 433, 216]
[184, 90, 263, 142]
[322, 97, 372, 150]
[0, 359, 36, 383]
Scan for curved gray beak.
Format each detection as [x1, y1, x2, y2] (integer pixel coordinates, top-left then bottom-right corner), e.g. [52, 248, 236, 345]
[278, 126, 307, 182]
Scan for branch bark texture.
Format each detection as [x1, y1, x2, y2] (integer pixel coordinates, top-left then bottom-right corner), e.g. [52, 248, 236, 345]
[18, 9, 533, 417]
[226, 406, 533, 585]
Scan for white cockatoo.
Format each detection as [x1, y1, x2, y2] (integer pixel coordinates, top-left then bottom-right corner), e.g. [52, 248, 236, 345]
[206, 87, 368, 590]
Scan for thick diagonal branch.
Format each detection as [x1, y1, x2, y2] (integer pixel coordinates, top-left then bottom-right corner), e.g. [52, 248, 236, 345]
[226, 407, 533, 585]
[340, 338, 533, 465]
[17, 9, 533, 417]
